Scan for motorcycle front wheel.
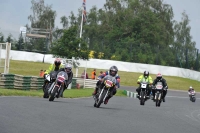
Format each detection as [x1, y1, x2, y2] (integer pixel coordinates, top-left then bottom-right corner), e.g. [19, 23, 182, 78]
[156, 93, 161, 107]
[140, 91, 145, 105]
[49, 86, 58, 101]
[96, 90, 106, 108]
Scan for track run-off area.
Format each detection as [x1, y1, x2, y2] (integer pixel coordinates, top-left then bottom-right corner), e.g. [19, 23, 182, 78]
[0, 86, 200, 133]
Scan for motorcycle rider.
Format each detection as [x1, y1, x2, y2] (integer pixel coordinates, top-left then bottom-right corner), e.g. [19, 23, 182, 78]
[92, 66, 120, 104]
[152, 73, 168, 102]
[136, 71, 153, 99]
[42, 58, 64, 92]
[188, 86, 195, 98]
[56, 63, 74, 97]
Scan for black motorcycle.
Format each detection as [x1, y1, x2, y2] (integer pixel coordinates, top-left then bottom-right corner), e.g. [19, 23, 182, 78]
[93, 75, 116, 108]
[139, 81, 149, 105]
[154, 82, 164, 107]
[43, 71, 57, 98]
[48, 71, 68, 101]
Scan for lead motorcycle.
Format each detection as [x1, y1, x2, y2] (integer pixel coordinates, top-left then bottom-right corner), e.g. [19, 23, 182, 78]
[138, 81, 150, 105]
[93, 75, 117, 108]
[154, 82, 164, 107]
[48, 71, 68, 101]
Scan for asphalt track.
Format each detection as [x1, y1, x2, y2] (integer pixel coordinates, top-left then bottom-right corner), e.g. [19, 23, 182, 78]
[0, 90, 200, 133]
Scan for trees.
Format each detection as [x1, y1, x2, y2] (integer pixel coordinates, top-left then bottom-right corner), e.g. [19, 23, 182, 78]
[26, 0, 56, 53]
[173, 11, 196, 69]
[51, 26, 89, 60]
[1, 0, 197, 69]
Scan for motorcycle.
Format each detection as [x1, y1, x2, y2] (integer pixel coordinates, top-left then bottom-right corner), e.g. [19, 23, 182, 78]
[93, 75, 116, 108]
[154, 82, 163, 107]
[43, 71, 57, 98]
[48, 71, 68, 101]
[189, 90, 196, 102]
[139, 81, 149, 105]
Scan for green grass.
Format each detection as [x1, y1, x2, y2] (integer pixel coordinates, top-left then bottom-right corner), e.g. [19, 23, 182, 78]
[6, 60, 200, 92]
[0, 88, 44, 97]
[0, 88, 126, 97]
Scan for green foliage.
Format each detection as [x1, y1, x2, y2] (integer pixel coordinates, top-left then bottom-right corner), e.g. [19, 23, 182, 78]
[1, 0, 198, 70]
[25, 0, 56, 53]
[51, 26, 89, 60]
[65, 0, 197, 69]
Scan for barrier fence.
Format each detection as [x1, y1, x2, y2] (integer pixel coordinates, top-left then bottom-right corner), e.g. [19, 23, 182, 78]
[0, 74, 97, 90]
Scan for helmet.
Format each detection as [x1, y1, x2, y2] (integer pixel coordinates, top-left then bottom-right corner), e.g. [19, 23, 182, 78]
[143, 71, 149, 79]
[65, 64, 72, 73]
[109, 66, 118, 76]
[189, 86, 194, 90]
[54, 58, 61, 67]
[156, 73, 162, 80]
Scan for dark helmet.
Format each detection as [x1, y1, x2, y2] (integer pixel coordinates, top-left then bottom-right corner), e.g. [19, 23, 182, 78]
[143, 71, 149, 79]
[156, 73, 162, 80]
[54, 58, 61, 67]
[65, 64, 72, 73]
[109, 66, 118, 76]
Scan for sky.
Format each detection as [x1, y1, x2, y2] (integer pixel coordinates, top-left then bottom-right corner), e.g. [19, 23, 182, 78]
[0, 0, 199, 49]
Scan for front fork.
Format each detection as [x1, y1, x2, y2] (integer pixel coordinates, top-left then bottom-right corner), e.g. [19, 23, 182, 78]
[50, 82, 63, 97]
[96, 87, 110, 102]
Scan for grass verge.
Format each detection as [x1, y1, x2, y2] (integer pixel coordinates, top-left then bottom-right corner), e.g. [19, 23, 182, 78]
[0, 88, 126, 98]
[4, 60, 200, 92]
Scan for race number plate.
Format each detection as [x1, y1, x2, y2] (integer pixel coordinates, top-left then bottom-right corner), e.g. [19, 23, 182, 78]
[141, 83, 147, 88]
[105, 80, 113, 87]
[156, 85, 163, 90]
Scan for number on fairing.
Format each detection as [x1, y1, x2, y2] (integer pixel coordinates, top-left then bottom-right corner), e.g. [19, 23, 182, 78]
[156, 85, 163, 90]
[105, 80, 113, 87]
[141, 83, 147, 88]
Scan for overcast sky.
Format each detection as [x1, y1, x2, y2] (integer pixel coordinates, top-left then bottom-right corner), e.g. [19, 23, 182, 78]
[0, 0, 199, 49]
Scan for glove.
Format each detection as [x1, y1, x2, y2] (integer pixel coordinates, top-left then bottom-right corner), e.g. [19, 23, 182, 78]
[137, 82, 140, 84]
[164, 86, 168, 90]
[114, 85, 118, 89]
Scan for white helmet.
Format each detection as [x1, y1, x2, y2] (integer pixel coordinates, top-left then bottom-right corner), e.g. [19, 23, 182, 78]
[65, 64, 72, 73]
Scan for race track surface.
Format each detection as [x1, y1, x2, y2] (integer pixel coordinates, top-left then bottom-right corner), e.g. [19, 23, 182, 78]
[0, 95, 200, 133]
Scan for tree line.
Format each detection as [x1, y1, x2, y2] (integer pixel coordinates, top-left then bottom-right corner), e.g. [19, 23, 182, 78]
[0, 0, 198, 70]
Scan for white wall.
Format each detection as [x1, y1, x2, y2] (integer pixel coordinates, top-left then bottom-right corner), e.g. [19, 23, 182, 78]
[1, 49, 200, 81]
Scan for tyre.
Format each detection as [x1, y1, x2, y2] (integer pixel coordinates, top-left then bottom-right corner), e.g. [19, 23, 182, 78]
[140, 91, 145, 105]
[96, 90, 106, 108]
[49, 86, 58, 101]
[156, 93, 161, 107]
[43, 84, 51, 98]
[192, 97, 196, 102]
[43, 83, 48, 93]
[155, 93, 159, 107]
[94, 102, 97, 107]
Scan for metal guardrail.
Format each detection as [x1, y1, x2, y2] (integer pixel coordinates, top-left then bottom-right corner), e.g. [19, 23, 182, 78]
[74, 77, 97, 89]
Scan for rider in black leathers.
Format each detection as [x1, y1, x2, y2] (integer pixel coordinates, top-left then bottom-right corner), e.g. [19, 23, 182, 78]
[152, 73, 168, 102]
